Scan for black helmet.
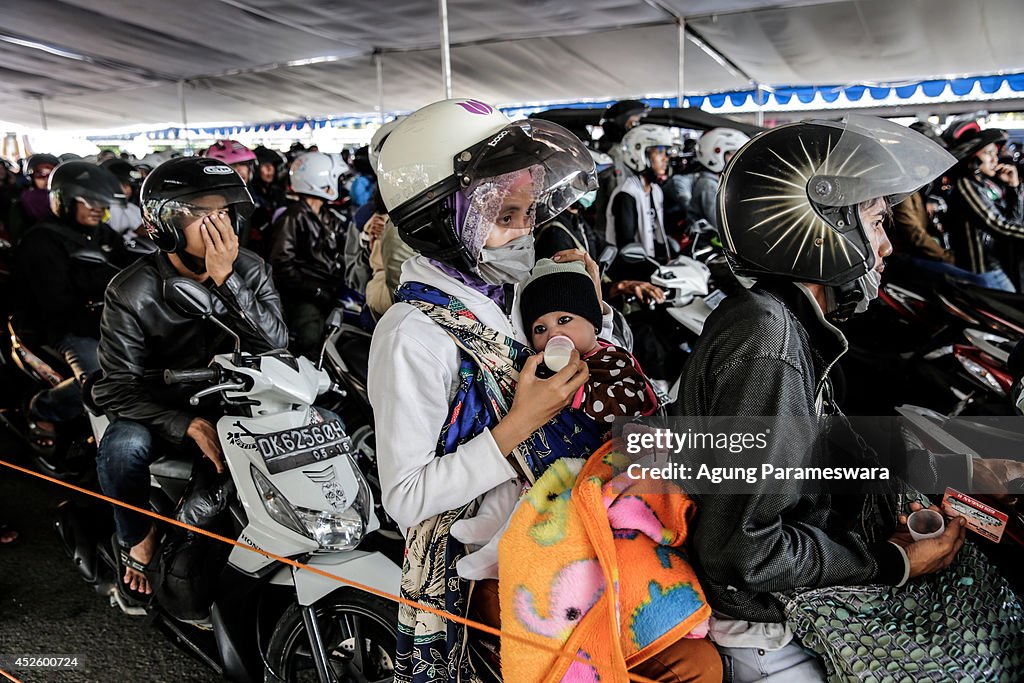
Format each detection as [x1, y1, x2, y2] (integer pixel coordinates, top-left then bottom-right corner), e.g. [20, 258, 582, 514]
[719, 115, 955, 288]
[254, 146, 286, 169]
[140, 157, 254, 253]
[351, 145, 374, 177]
[27, 153, 60, 177]
[599, 100, 650, 146]
[101, 158, 141, 186]
[48, 161, 126, 219]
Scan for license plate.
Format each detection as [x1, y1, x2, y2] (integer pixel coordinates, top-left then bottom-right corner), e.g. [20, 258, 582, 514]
[255, 420, 352, 474]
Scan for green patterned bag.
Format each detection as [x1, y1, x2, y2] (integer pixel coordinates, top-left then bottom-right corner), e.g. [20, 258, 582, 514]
[782, 541, 1024, 682]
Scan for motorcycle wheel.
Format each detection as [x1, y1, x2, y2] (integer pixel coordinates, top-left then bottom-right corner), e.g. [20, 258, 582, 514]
[264, 589, 397, 683]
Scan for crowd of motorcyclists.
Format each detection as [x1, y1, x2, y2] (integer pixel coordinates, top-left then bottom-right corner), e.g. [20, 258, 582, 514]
[1, 99, 1024, 683]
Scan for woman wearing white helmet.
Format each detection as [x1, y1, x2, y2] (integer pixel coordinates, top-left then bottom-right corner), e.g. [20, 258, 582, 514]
[369, 99, 721, 682]
[268, 151, 349, 356]
[687, 127, 750, 230]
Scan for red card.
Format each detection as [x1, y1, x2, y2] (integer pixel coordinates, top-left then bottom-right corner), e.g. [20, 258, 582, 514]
[942, 488, 1009, 543]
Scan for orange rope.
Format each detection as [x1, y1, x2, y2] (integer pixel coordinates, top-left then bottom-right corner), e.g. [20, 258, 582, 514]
[0, 668, 23, 683]
[0, 457, 665, 683]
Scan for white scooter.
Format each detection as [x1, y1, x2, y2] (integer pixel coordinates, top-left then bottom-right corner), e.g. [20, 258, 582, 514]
[617, 242, 720, 337]
[60, 276, 402, 683]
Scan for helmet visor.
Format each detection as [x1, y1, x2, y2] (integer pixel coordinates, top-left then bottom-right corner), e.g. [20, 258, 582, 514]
[808, 114, 956, 208]
[146, 186, 254, 232]
[455, 119, 597, 226]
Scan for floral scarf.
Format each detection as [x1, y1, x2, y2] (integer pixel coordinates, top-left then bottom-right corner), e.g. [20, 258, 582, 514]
[391, 281, 604, 683]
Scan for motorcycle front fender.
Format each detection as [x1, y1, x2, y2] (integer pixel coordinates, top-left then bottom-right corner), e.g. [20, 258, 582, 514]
[269, 550, 401, 607]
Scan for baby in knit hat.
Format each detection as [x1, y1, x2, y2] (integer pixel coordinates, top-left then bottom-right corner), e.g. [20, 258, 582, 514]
[452, 257, 658, 581]
[520, 257, 658, 425]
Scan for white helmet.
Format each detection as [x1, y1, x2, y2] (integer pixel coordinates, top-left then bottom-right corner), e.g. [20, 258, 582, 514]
[696, 128, 750, 173]
[369, 117, 405, 171]
[289, 152, 343, 201]
[620, 124, 677, 174]
[377, 98, 596, 272]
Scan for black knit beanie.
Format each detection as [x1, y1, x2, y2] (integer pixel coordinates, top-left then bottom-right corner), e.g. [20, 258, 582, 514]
[519, 258, 602, 332]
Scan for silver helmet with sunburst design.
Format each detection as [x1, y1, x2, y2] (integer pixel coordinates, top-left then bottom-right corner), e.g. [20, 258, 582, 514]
[718, 115, 955, 287]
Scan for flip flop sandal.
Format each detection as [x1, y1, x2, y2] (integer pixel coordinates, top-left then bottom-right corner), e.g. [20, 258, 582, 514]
[111, 535, 154, 607]
[0, 524, 19, 548]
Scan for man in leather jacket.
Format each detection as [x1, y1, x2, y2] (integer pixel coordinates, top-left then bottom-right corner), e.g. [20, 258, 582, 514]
[93, 157, 287, 599]
[16, 162, 133, 448]
[672, 118, 1024, 681]
[269, 151, 347, 357]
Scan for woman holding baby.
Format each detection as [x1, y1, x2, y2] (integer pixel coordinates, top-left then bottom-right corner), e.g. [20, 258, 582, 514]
[368, 99, 721, 682]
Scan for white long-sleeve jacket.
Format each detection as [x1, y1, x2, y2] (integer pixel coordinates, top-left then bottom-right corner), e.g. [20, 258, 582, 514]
[367, 254, 612, 534]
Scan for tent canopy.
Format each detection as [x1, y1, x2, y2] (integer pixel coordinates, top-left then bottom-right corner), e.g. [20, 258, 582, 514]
[2, 0, 1022, 131]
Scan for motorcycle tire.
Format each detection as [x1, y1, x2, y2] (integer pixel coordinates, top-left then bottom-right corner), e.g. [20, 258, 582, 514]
[264, 588, 397, 683]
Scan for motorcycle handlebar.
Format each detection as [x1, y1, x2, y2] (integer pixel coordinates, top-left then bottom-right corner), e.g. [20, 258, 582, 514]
[163, 367, 221, 385]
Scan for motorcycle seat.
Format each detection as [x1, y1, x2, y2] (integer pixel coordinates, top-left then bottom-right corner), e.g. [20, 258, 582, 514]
[950, 280, 1024, 328]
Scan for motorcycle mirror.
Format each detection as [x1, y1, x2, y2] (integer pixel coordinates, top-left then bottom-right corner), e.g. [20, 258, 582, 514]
[619, 242, 654, 265]
[326, 308, 344, 332]
[164, 277, 214, 318]
[598, 245, 618, 274]
[317, 308, 345, 372]
[70, 248, 109, 266]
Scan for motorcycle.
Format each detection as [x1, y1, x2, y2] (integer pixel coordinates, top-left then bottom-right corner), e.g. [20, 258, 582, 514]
[842, 266, 1024, 416]
[56, 276, 402, 683]
[0, 245, 151, 481]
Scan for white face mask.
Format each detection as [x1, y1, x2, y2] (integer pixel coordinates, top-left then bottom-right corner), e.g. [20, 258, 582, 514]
[853, 268, 882, 315]
[476, 234, 535, 286]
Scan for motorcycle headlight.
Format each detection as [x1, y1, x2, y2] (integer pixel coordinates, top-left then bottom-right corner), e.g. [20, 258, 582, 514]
[250, 461, 372, 552]
[294, 506, 364, 552]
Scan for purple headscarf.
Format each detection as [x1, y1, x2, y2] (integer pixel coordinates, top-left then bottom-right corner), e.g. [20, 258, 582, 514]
[428, 191, 507, 308]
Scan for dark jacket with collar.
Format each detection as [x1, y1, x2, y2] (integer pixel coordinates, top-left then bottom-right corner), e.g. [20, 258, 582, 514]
[672, 280, 968, 623]
[93, 249, 288, 444]
[15, 219, 132, 344]
[269, 199, 347, 301]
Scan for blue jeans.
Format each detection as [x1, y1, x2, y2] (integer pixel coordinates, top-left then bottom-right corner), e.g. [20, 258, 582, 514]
[972, 267, 1017, 292]
[719, 642, 826, 682]
[96, 419, 162, 548]
[908, 258, 1016, 292]
[30, 334, 100, 423]
[96, 408, 345, 548]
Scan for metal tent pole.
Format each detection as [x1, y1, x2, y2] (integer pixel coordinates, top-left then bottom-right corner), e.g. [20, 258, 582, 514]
[376, 52, 385, 123]
[178, 80, 191, 152]
[677, 18, 686, 108]
[38, 97, 48, 130]
[438, 0, 452, 98]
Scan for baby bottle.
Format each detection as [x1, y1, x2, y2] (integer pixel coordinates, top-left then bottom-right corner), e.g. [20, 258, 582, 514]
[543, 335, 575, 372]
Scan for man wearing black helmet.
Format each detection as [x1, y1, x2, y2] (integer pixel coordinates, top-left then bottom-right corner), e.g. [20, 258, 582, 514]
[672, 116, 1024, 681]
[15, 161, 132, 450]
[92, 157, 288, 600]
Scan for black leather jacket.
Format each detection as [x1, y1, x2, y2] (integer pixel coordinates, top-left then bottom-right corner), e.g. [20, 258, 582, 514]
[269, 200, 347, 301]
[673, 281, 970, 623]
[14, 219, 132, 344]
[93, 250, 288, 444]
